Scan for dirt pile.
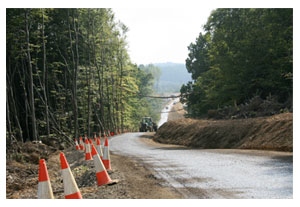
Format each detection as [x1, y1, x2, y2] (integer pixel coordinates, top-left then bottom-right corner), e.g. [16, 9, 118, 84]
[154, 113, 292, 152]
[167, 101, 187, 121]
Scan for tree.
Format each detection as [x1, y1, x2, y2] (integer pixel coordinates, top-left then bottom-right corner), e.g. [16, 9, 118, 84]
[181, 8, 293, 118]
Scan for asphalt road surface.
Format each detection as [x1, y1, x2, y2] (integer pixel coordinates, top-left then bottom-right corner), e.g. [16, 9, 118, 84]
[110, 133, 293, 199]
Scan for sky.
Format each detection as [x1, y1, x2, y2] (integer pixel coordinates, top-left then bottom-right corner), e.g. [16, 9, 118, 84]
[113, 8, 214, 65]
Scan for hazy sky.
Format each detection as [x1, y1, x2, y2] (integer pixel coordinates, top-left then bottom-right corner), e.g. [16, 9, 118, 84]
[113, 8, 214, 65]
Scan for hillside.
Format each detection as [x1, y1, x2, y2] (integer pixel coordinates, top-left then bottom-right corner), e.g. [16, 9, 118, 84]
[154, 62, 192, 93]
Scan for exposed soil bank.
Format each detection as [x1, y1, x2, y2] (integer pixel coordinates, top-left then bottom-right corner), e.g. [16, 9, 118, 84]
[154, 113, 292, 152]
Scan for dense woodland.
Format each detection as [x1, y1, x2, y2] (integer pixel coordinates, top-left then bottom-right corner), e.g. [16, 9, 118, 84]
[6, 8, 160, 144]
[181, 9, 293, 118]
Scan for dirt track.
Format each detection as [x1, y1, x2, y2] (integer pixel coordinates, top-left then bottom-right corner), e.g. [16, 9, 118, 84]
[6, 141, 182, 199]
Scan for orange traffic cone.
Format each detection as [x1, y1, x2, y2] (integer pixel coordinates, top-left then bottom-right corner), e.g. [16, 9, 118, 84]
[84, 135, 88, 152]
[85, 139, 93, 160]
[102, 137, 111, 170]
[79, 137, 84, 151]
[37, 159, 54, 199]
[93, 132, 97, 142]
[96, 137, 103, 159]
[75, 139, 80, 150]
[60, 153, 82, 199]
[101, 135, 105, 152]
[91, 144, 112, 186]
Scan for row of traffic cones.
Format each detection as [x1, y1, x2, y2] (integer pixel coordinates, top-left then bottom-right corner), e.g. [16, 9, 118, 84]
[38, 134, 114, 199]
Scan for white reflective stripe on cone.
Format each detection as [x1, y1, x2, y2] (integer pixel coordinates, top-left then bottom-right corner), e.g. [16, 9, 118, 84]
[96, 145, 103, 157]
[103, 146, 110, 160]
[38, 180, 54, 199]
[86, 143, 91, 153]
[93, 154, 106, 172]
[62, 168, 80, 196]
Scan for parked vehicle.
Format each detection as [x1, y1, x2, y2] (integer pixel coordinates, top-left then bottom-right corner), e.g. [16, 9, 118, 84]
[139, 117, 157, 132]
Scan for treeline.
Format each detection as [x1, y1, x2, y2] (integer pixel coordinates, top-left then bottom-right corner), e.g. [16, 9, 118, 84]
[181, 9, 293, 118]
[6, 8, 156, 144]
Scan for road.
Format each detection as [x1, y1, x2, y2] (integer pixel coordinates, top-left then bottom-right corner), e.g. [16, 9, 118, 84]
[158, 97, 180, 128]
[110, 133, 293, 198]
[110, 99, 292, 198]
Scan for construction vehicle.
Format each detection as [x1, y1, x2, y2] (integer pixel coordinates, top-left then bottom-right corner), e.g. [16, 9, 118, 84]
[139, 117, 157, 132]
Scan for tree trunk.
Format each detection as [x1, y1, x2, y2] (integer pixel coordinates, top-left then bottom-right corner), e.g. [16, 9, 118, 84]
[25, 9, 38, 141]
[68, 9, 79, 139]
[42, 8, 50, 139]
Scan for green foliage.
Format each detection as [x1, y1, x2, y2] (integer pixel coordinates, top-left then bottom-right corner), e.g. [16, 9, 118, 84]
[6, 8, 159, 142]
[182, 8, 293, 118]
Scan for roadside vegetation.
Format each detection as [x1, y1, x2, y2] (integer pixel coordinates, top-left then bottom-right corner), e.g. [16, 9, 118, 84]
[181, 9, 293, 119]
[6, 8, 160, 146]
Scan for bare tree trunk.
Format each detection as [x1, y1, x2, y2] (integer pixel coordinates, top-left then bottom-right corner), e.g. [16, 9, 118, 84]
[119, 51, 124, 133]
[86, 9, 92, 137]
[73, 10, 79, 139]
[6, 87, 12, 144]
[41, 9, 50, 139]
[25, 9, 38, 141]
[68, 9, 79, 139]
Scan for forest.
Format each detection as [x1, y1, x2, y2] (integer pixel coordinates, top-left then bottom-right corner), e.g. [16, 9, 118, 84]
[6, 8, 160, 144]
[181, 8, 293, 118]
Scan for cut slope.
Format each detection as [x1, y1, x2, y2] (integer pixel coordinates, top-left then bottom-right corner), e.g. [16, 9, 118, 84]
[154, 113, 292, 152]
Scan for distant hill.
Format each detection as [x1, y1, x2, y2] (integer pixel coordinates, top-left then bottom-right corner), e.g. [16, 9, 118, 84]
[154, 62, 192, 93]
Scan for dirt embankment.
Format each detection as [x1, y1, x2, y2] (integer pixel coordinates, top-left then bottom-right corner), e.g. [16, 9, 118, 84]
[167, 101, 187, 121]
[6, 141, 182, 199]
[154, 113, 292, 152]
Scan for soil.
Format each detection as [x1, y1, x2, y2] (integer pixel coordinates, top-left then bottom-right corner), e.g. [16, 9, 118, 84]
[167, 101, 187, 121]
[6, 141, 182, 199]
[154, 113, 293, 152]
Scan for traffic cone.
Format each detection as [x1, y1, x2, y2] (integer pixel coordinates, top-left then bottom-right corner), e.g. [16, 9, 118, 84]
[96, 137, 103, 159]
[37, 159, 54, 199]
[75, 139, 80, 150]
[60, 153, 82, 199]
[85, 139, 93, 160]
[79, 137, 84, 151]
[101, 135, 105, 152]
[107, 130, 110, 137]
[102, 137, 111, 170]
[94, 132, 97, 142]
[90, 144, 112, 186]
[84, 135, 88, 152]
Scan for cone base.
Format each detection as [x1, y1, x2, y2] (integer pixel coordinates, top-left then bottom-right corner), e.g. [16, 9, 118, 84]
[102, 159, 111, 170]
[76, 146, 80, 150]
[65, 191, 82, 199]
[96, 170, 112, 186]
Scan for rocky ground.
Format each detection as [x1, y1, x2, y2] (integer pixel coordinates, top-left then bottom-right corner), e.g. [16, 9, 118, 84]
[6, 140, 182, 199]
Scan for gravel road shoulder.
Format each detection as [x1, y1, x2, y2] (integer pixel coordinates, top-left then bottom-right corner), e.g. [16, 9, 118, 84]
[6, 141, 182, 199]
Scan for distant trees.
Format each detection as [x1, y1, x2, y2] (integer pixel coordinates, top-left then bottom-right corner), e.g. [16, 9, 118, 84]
[6, 8, 156, 144]
[181, 9, 293, 117]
